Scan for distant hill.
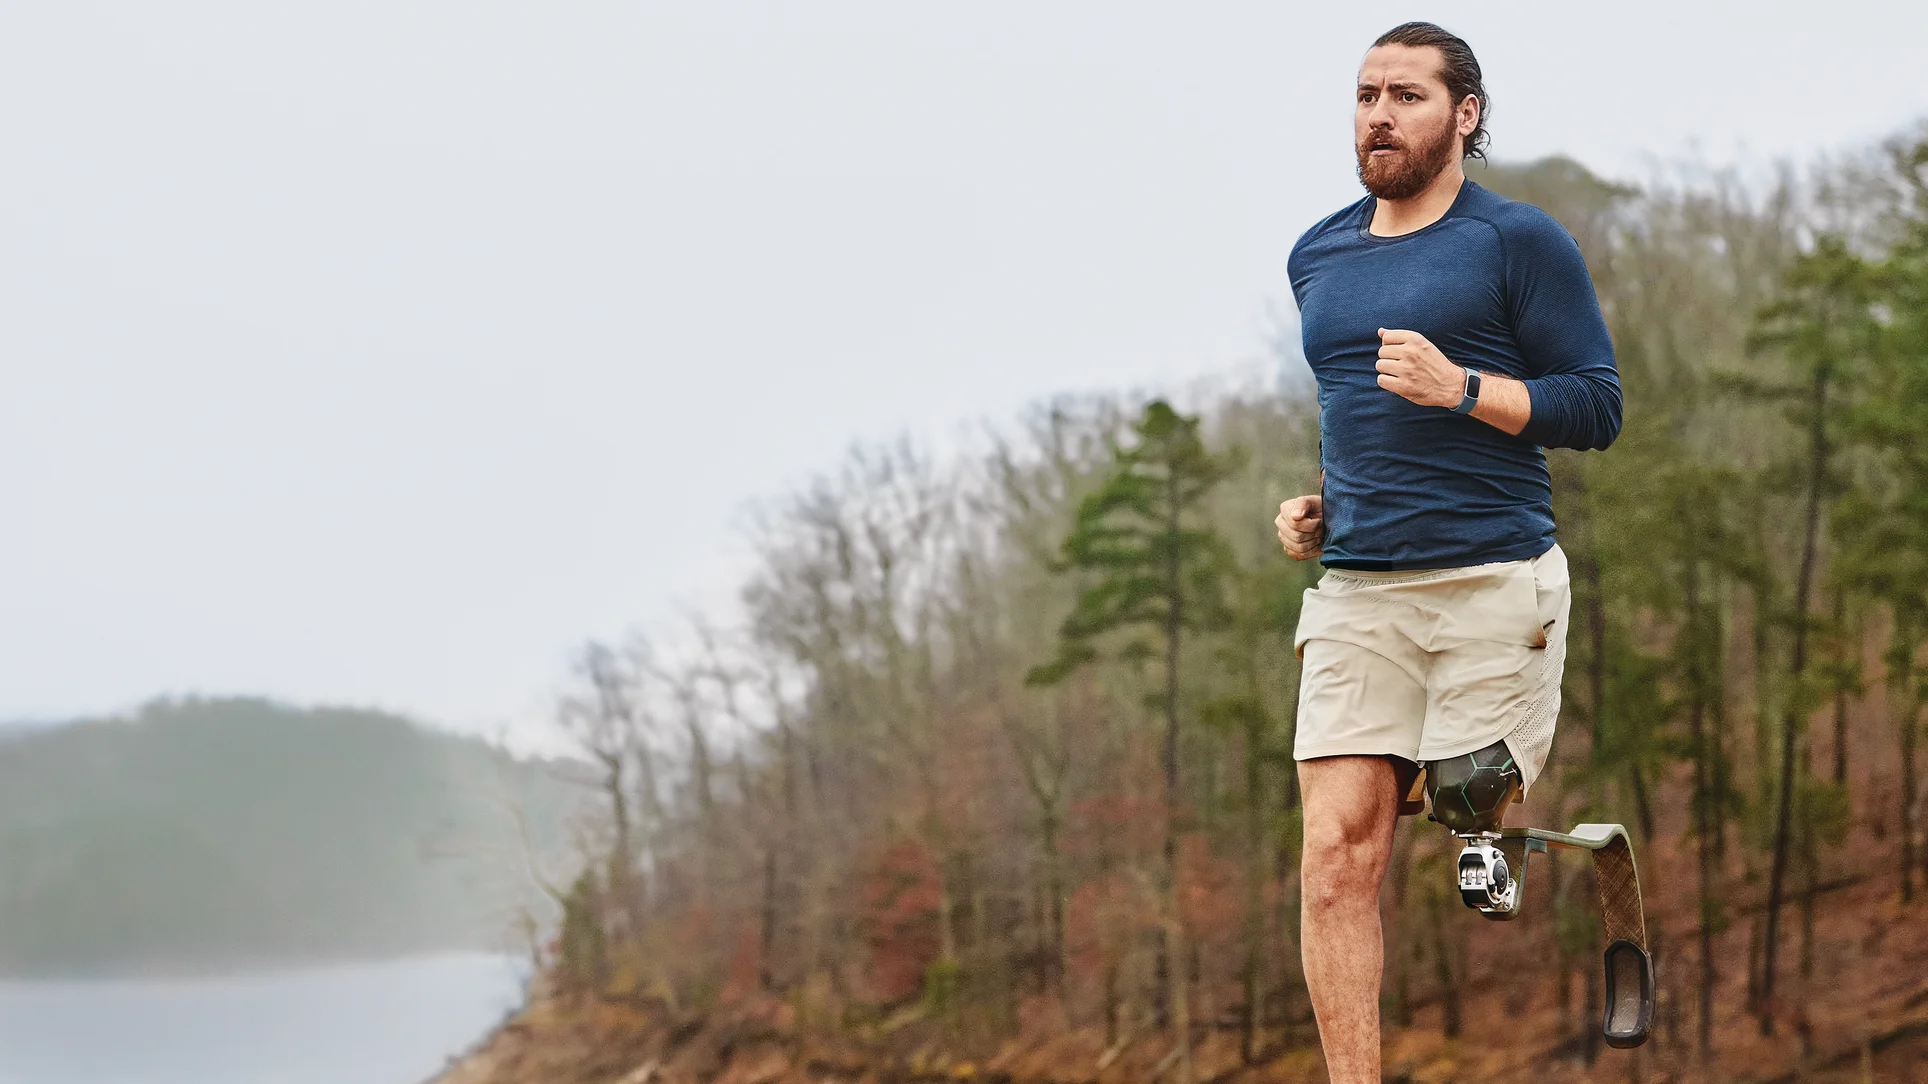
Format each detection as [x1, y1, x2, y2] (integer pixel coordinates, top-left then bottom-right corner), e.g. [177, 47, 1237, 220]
[0, 696, 589, 977]
[0, 718, 70, 742]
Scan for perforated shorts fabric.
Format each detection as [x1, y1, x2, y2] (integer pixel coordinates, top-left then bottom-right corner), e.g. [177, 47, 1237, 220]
[1293, 543, 1572, 794]
[1501, 599, 1567, 789]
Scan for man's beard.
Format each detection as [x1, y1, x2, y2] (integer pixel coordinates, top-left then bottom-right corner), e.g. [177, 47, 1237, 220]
[1356, 122, 1458, 201]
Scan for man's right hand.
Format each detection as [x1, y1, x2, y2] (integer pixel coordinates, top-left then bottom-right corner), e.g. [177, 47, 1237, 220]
[1276, 495, 1324, 561]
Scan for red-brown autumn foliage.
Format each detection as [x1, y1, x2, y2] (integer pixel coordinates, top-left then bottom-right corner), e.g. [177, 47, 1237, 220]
[722, 919, 762, 1001]
[1063, 791, 1165, 865]
[1177, 831, 1246, 948]
[856, 836, 944, 1003]
[1062, 867, 1158, 982]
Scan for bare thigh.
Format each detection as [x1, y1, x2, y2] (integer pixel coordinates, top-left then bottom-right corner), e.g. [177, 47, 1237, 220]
[1298, 755, 1403, 869]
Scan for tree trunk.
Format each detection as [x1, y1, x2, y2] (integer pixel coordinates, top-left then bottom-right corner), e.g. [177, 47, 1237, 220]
[1192, 937, 1210, 1045]
[1712, 582, 1733, 864]
[1797, 706, 1820, 1062]
[1800, 686, 1819, 1003]
[1105, 958, 1120, 1048]
[1754, 587, 1776, 827]
[1585, 958, 1602, 1065]
[1903, 674, 1919, 904]
[1761, 364, 1830, 1036]
[936, 858, 960, 967]
[1687, 556, 1720, 1062]
[1273, 817, 1306, 1039]
[1427, 888, 1461, 1039]
[1583, 549, 1608, 751]
[1159, 471, 1192, 1084]
[1628, 762, 1658, 842]
[1044, 806, 1068, 995]
[760, 847, 778, 991]
[1747, 913, 1765, 1016]
[972, 875, 990, 957]
[1385, 819, 1420, 1028]
[1834, 589, 1850, 787]
[1241, 725, 1266, 1064]
[1800, 819, 1817, 1019]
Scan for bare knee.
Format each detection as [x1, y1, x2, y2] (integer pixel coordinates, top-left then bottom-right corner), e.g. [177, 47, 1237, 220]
[1302, 824, 1393, 917]
[1299, 758, 1398, 916]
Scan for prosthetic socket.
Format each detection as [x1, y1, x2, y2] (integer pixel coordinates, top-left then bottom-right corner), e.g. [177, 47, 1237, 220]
[1423, 738, 1525, 911]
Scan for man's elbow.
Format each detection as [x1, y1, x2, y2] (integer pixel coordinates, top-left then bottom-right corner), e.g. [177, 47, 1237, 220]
[1522, 373, 1621, 451]
[1589, 383, 1624, 451]
[1562, 377, 1621, 452]
[1562, 404, 1621, 452]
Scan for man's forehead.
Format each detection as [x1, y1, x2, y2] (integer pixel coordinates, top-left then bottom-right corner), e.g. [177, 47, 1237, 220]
[1357, 44, 1445, 89]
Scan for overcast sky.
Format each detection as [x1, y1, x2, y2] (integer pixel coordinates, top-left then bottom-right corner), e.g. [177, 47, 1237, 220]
[5, 1, 1927, 747]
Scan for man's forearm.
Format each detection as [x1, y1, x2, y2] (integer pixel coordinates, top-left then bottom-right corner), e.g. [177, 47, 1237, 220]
[1466, 369, 1531, 437]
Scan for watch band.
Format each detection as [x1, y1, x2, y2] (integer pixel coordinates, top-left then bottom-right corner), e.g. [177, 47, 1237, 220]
[1452, 368, 1482, 414]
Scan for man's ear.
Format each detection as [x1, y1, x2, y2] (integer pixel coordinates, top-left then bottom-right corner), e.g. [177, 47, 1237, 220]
[1459, 95, 1479, 137]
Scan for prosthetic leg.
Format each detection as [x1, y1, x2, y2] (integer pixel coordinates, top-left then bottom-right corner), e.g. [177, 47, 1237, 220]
[1423, 740, 1656, 1049]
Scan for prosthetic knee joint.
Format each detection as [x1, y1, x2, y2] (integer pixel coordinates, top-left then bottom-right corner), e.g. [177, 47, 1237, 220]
[1422, 739, 1524, 913]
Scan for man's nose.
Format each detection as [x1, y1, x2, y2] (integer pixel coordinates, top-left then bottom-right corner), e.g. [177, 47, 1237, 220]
[1363, 92, 1394, 129]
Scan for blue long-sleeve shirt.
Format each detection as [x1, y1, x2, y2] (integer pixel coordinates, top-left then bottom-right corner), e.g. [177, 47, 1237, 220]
[1288, 177, 1621, 571]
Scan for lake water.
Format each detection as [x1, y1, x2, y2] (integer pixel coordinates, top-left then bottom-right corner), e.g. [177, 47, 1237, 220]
[0, 952, 528, 1084]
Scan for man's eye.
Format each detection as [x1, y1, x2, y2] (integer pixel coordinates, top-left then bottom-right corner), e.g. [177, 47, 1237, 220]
[1401, 93, 1417, 102]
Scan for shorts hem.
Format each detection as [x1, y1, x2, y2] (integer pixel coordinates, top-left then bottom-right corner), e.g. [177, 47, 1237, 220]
[1419, 724, 1556, 796]
[1293, 740, 1422, 763]
[1416, 723, 1522, 765]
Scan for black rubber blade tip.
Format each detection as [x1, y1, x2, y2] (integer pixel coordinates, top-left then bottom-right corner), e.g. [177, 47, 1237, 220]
[1602, 938, 1654, 1049]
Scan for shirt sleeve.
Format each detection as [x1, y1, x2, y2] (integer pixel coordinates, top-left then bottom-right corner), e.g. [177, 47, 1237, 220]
[1502, 211, 1623, 451]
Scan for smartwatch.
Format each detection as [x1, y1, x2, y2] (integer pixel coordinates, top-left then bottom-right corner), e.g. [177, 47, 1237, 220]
[1452, 368, 1482, 414]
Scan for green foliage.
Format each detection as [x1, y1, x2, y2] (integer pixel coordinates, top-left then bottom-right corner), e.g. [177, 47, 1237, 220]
[921, 956, 963, 1015]
[1025, 399, 1245, 690]
[558, 868, 609, 994]
[1800, 778, 1853, 851]
[1835, 211, 1928, 675]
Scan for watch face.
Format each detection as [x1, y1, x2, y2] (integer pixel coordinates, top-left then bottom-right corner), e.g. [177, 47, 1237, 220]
[1455, 370, 1480, 413]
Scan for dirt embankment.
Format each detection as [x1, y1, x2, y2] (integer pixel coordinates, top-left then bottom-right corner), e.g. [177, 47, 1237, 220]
[431, 836, 1928, 1084]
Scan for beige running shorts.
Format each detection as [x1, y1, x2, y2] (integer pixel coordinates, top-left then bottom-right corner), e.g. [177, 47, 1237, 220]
[1292, 542, 1571, 809]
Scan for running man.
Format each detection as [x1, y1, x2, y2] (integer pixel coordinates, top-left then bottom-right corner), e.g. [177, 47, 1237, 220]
[1272, 21, 1621, 1082]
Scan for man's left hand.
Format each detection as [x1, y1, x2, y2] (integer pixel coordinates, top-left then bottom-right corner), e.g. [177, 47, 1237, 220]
[1375, 328, 1465, 409]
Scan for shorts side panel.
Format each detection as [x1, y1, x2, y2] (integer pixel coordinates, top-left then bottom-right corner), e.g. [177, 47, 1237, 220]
[1293, 637, 1426, 763]
[1417, 544, 1572, 791]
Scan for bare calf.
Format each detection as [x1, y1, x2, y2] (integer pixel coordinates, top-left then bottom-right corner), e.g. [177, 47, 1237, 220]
[1298, 755, 1402, 1084]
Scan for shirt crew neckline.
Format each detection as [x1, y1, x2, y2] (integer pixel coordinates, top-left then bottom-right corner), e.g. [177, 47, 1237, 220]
[1356, 175, 1475, 245]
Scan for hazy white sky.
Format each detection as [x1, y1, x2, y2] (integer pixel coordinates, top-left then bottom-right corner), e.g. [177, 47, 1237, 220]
[6, 1, 1927, 745]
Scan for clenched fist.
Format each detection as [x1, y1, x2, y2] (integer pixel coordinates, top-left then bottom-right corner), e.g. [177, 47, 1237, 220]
[1375, 327, 1468, 409]
[1276, 495, 1323, 561]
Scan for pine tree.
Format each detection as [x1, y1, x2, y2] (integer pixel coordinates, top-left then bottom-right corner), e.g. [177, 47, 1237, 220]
[1838, 185, 1928, 900]
[1027, 398, 1245, 1084]
[1740, 235, 1877, 1035]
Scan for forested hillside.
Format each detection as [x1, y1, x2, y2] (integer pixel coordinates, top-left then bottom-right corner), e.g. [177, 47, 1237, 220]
[442, 127, 1928, 1082]
[0, 696, 584, 976]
